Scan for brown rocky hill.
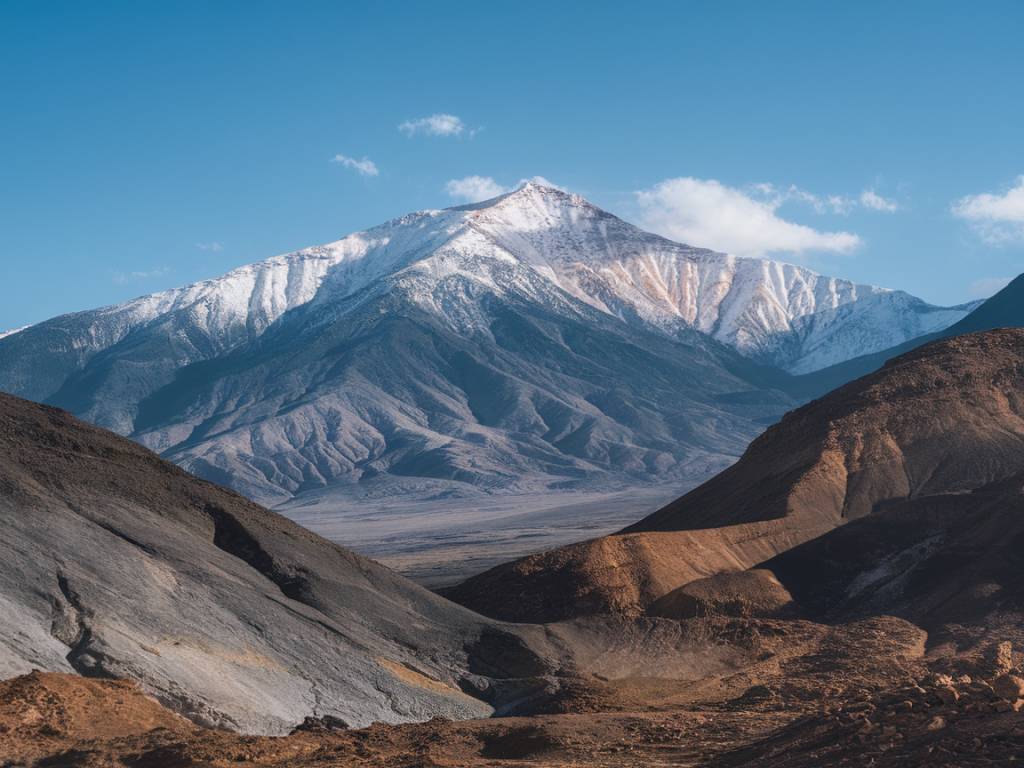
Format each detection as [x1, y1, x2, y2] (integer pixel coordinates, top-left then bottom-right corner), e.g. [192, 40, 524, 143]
[762, 470, 1024, 630]
[447, 329, 1024, 622]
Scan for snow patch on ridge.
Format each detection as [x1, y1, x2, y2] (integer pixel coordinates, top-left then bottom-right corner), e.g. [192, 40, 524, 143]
[0, 326, 31, 341]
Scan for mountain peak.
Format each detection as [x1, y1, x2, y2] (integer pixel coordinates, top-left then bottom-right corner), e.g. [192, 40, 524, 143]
[510, 177, 566, 195]
[452, 178, 586, 214]
[465, 179, 614, 234]
[0, 186, 982, 512]
[508, 178, 592, 207]
[514, 178, 547, 193]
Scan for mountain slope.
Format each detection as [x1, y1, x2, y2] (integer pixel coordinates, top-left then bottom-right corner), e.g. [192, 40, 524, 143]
[451, 185, 976, 374]
[0, 184, 974, 507]
[447, 330, 1024, 622]
[631, 327, 1024, 533]
[0, 392, 563, 735]
[129, 264, 791, 504]
[793, 272, 1024, 398]
[762, 470, 1024, 630]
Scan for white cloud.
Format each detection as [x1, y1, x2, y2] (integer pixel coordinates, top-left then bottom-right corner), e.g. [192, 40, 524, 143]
[968, 276, 1013, 298]
[329, 154, 379, 177]
[754, 183, 835, 213]
[635, 177, 862, 258]
[753, 184, 898, 215]
[859, 189, 900, 212]
[952, 176, 1024, 243]
[399, 113, 466, 137]
[113, 266, 171, 285]
[789, 187, 835, 213]
[196, 241, 223, 252]
[445, 176, 510, 203]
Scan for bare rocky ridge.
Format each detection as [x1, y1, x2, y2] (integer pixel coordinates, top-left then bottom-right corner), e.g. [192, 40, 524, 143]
[447, 329, 1024, 623]
[441, 521, 827, 623]
[0, 392, 566, 735]
[635, 327, 1024, 532]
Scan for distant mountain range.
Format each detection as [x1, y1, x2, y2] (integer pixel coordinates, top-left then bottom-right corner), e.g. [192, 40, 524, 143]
[794, 273, 1024, 397]
[0, 183, 983, 507]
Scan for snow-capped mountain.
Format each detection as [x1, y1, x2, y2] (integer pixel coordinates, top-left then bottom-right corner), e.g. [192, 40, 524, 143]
[0, 183, 975, 504]
[457, 184, 977, 373]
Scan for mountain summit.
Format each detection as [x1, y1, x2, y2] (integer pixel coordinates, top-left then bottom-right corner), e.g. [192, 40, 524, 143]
[0, 183, 976, 517]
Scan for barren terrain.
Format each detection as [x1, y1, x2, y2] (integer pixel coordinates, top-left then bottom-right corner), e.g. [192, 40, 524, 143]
[6, 330, 1024, 766]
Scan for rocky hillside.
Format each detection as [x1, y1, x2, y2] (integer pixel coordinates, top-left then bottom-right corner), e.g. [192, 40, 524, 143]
[447, 329, 1024, 622]
[762, 470, 1024, 630]
[0, 392, 560, 735]
[5, 333, 1024, 765]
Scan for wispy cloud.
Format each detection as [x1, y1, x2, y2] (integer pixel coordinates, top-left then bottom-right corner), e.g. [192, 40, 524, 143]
[113, 266, 171, 285]
[859, 189, 900, 212]
[445, 175, 509, 203]
[329, 154, 379, 177]
[196, 241, 223, 252]
[968, 276, 1013, 298]
[753, 183, 899, 215]
[635, 177, 862, 258]
[952, 176, 1024, 244]
[399, 113, 468, 137]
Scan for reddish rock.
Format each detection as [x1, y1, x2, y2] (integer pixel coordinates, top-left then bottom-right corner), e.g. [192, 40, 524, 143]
[992, 674, 1024, 702]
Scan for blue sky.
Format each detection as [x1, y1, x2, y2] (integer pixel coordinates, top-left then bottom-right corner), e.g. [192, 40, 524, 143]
[2, 0, 1023, 329]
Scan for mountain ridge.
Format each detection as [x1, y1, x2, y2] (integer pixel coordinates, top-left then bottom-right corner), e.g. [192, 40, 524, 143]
[792, 272, 1024, 397]
[0, 183, 979, 514]
[0, 184, 975, 394]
